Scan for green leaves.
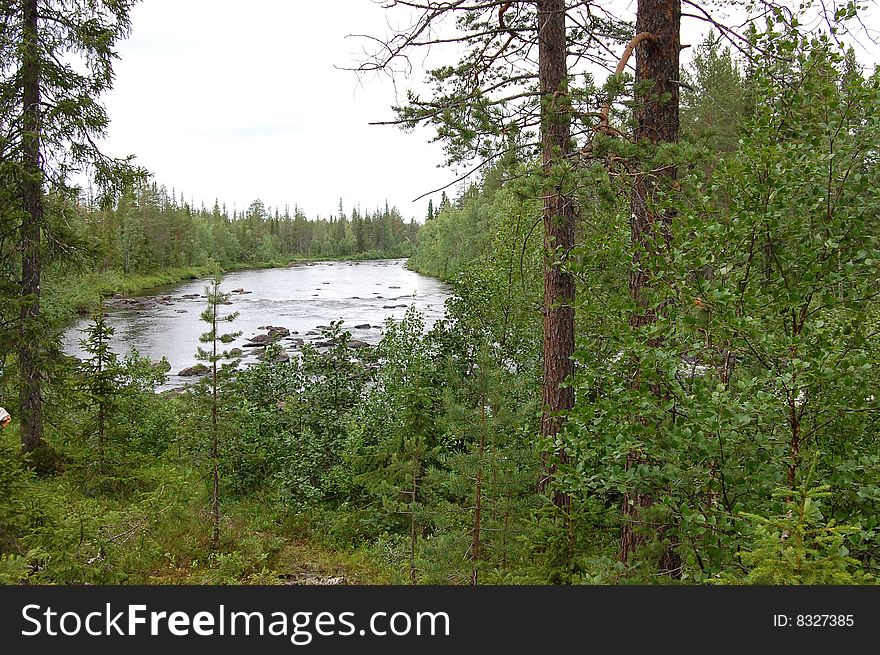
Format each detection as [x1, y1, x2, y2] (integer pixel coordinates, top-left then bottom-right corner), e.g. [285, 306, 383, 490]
[561, 21, 880, 580]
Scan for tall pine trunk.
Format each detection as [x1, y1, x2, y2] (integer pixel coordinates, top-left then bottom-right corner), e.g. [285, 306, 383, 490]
[536, 0, 575, 513]
[621, 0, 681, 574]
[19, 0, 45, 454]
[210, 284, 220, 551]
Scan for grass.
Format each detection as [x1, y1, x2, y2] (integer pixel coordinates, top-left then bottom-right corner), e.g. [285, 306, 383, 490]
[0, 428, 391, 585]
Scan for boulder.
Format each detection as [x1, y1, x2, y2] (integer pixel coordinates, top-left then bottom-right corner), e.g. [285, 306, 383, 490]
[178, 364, 209, 377]
[348, 339, 370, 350]
[258, 349, 290, 363]
[354, 323, 371, 329]
[245, 334, 276, 346]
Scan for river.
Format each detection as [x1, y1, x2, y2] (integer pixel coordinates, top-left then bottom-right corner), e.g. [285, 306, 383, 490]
[61, 259, 449, 390]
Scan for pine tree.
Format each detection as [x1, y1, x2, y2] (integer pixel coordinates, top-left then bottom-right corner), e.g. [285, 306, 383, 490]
[194, 277, 241, 550]
[618, 0, 682, 574]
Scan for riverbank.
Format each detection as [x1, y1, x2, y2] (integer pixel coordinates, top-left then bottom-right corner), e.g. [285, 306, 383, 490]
[45, 251, 415, 324]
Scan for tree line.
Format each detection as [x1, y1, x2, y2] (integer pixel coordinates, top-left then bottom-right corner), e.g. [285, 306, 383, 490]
[81, 186, 420, 273]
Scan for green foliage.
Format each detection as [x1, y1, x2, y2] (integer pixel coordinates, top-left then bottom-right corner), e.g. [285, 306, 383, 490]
[0, 0, 145, 200]
[70, 311, 168, 490]
[226, 321, 373, 506]
[681, 32, 751, 154]
[0, 553, 29, 584]
[724, 483, 871, 585]
[0, 438, 33, 553]
[564, 21, 880, 581]
[66, 184, 419, 278]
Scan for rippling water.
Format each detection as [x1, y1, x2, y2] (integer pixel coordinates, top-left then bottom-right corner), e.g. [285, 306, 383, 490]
[61, 259, 449, 390]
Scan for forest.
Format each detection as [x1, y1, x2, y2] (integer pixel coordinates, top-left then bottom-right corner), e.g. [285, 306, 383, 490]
[0, 0, 878, 586]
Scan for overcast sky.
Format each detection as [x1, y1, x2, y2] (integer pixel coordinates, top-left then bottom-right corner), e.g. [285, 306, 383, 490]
[98, 0, 878, 222]
[99, 0, 449, 220]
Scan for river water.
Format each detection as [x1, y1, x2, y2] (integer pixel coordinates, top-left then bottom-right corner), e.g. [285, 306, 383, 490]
[61, 259, 449, 390]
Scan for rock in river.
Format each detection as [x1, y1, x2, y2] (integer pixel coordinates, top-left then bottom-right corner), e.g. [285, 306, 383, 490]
[178, 364, 209, 377]
[245, 334, 273, 346]
[258, 349, 290, 363]
[245, 331, 285, 346]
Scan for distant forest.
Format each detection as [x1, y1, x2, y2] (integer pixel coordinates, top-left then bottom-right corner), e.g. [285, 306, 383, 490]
[77, 185, 421, 272]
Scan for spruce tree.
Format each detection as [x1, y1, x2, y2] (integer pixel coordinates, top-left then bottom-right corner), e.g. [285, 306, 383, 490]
[0, 0, 142, 452]
[79, 310, 121, 476]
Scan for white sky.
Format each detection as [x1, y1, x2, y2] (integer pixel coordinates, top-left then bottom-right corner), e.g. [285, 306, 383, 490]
[100, 0, 448, 220]
[98, 0, 879, 221]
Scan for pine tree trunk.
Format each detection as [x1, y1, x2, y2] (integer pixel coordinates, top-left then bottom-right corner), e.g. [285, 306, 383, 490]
[98, 346, 105, 475]
[621, 0, 682, 575]
[19, 0, 44, 454]
[211, 287, 220, 550]
[536, 0, 575, 514]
